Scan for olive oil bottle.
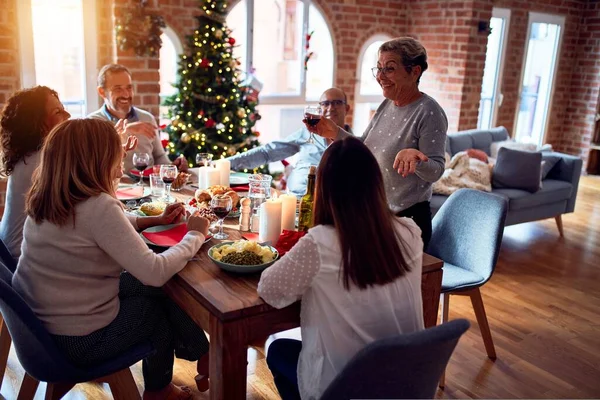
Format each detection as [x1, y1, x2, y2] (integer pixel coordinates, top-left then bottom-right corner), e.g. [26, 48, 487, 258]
[298, 166, 317, 232]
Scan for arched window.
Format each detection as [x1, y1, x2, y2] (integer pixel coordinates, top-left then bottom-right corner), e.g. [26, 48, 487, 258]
[226, 0, 334, 149]
[353, 36, 389, 136]
[159, 26, 183, 124]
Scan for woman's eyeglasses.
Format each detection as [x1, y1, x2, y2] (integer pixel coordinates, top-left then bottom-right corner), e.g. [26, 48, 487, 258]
[371, 66, 396, 78]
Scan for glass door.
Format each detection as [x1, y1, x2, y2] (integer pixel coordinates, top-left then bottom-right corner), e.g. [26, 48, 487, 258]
[514, 12, 565, 145]
[477, 8, 510, 130]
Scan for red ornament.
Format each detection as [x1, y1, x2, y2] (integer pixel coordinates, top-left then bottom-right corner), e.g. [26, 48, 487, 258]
[228, 37, 236, 45]
[161, 139, 169, 148]
[159, 124, 167, 130]
[205, 118, 216, 128]
[254, 131, 260, 137]
[200, 59, 210, 68]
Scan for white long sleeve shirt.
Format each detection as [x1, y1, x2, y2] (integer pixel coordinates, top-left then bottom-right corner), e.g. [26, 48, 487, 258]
[258, 217, 424, 400]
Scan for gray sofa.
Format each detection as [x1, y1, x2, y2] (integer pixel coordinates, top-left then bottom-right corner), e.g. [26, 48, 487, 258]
[430, 127, 583, 235]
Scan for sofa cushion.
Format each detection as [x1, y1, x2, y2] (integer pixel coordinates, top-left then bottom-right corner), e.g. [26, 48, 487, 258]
[446, 126, 509, 156]
[491, 179, 572, 211]
[541, 154, 562, 179]
[493, 147, 542, 193]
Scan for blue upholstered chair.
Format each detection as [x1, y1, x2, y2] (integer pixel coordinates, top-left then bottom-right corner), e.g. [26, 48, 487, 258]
[427, 188, 508, 387]
[319, 319, 470, 400]
[0, 261, 154, 399]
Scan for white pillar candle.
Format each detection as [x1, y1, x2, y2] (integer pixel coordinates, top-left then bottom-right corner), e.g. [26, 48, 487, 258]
[213, 159, 231, 186]
[280, 193, 297, 231]
[259, 197, 282, 245]
[199, 166, 220, 189]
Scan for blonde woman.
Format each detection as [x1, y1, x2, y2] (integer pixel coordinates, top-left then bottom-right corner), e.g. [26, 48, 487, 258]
[12, 118, 208, 400]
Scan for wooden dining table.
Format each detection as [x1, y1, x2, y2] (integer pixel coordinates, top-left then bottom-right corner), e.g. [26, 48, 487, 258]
[128, 180, 443, 400]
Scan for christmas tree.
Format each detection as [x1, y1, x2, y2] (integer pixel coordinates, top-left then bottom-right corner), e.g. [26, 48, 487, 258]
[163, 0, 262, 168]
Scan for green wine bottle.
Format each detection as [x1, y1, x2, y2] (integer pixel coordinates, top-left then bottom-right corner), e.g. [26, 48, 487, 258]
[298, 165, 317, 232]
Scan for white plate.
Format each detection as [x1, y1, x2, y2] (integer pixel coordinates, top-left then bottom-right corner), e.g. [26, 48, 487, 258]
[116, 185, 152, 201]
[230, 172, 251, 185]
[140, 223, 212, 248]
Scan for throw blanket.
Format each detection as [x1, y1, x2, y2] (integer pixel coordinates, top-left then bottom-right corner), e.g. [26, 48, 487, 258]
[432, 151, 492, 195]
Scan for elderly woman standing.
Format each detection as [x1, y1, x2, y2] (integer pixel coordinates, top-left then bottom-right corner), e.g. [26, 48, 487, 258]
[309, 37, 447, 249]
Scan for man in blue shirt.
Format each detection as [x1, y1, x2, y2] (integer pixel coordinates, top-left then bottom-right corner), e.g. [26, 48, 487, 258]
[227, 88, 351, 196]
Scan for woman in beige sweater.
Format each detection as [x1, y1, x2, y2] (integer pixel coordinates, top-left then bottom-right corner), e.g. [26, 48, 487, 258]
[12, 118, 208, 400]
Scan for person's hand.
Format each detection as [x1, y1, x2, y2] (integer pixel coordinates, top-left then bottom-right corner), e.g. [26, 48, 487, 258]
[172, 155, 189, 172]
[122, 135, 138, 152]
[115, 119, 126, 137]
[123, 121, 157, 139]
[158, 203, 186, 225]
[187, 215, 210, 237]
[303, 116, 338, 140]
[393, 149, 428, 177]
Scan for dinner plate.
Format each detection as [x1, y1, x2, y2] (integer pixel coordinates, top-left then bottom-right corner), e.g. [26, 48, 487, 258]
[116, 185, 152, 201]
[230, 172, 251, 185]
[207, 242, 279, 274]
[140, 223, 212, 248]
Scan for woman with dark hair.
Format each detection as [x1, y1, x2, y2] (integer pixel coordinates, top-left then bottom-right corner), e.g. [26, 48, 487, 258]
[0, 86, 70, 258]
[13, 118, 210, 400]
[258, 136, 424, 400]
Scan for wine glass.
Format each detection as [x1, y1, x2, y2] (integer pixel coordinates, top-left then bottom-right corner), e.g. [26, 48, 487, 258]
[304, 105, 322, 144]
[132, 152, 150, 186]
[196, 153, 214, 167]
[210, 194, 233, 239]
[160, 164, 178, 203]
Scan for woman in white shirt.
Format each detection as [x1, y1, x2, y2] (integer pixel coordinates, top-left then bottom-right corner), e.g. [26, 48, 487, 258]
[258, 136, 425, 400]
[0, 86, 71, 259]
[12, 118, 209, 400]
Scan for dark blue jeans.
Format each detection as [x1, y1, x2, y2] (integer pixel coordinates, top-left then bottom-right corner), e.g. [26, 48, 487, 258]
[266, 339, 302, 400]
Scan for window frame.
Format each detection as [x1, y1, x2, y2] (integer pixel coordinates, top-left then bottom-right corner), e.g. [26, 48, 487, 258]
[237, 0, 335, 105]
[513, 11, 565, 145]
[16, 0, 99, 114]
[159, 25, 184, 98]
[355, 34, 390, 105]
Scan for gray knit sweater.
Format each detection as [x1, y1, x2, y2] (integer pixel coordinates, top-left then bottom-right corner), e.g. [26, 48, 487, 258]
[337, 94, 448, 213]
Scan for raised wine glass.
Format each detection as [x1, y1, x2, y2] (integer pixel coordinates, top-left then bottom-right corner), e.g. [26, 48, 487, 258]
[132, 152, 150, 186]
[196, 153, 214, 167]
[160, 164, 178, 203]
[210, 194, 233, 239]
[304, 105, 322, 144]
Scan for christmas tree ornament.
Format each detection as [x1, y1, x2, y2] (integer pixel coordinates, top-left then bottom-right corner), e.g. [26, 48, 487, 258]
[228, 37, 236, 45]
[237, 108, 246, 118]
[216, 123, 225, 130]
[215, 29, 223, 39]
[205, 118, 216, 128]
[181, 133, 191, 143]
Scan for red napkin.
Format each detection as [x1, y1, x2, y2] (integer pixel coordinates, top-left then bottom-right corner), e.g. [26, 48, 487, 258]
[275, 230, 307, 257]
[142, 224, 188, 246]
[231, 185, 250, 192]
[242, 232, 259, 241]
[130, 168, 153, 177]
[116, 186, 145, 200]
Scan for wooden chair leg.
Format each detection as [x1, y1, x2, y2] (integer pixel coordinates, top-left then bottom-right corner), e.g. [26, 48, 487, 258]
[195, 352, 210, 392]
[555, 215, 564, 237]
[104, 368, 141, 400]
[438, 293, 450, 389]
[469, 288, 497, 360]
[0, 318, 12, 391]
[17, 373, 40, 400]
[45, 382, 76, 400]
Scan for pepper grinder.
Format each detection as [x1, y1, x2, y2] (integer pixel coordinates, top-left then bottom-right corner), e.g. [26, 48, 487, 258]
[239, 197, 251, 231]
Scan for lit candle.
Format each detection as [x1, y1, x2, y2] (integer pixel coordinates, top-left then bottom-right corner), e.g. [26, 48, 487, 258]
[280, 193, 297, 231]
[259, 195, 282, 245]
[198, 166, 220, 189]
[213, 159, 231, 186]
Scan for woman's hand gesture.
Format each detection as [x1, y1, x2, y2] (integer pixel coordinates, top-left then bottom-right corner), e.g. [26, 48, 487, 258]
[393, 149, 428, 177]
[187, 215, 210, 237]
[158, 203, 186, 225]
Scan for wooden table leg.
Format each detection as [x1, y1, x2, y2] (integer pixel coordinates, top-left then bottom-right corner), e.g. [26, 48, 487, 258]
[209, 315, 248, 400]
[421, 269, 443, 328]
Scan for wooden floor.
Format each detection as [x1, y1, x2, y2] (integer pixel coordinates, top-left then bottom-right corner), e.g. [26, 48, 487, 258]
[2, 176, 600, 399]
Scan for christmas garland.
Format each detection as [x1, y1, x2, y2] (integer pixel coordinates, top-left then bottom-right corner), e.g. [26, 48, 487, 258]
[115, 2, 166, 58]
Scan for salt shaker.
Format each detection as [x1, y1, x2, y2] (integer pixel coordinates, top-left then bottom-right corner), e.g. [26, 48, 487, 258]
[239, 197, 251, 231]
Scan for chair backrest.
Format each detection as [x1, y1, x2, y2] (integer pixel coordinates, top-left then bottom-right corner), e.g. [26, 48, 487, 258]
[0, 259, 12, 284]
[0, 278, 83, 382]
[428, 189, 508, 283]
[320, 319, 470, 400]
[0, 237, 17, 273]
